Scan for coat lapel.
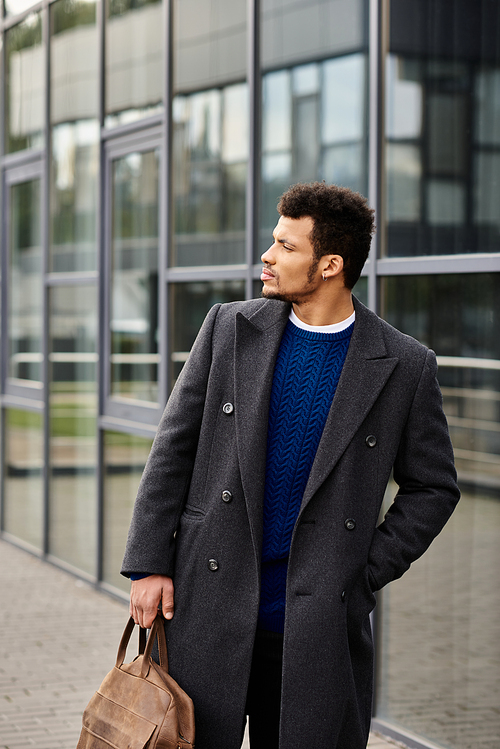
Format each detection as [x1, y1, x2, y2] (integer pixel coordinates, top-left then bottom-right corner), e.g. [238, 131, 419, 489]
[301, 298, 398, 509]
[234, 300, 290, 560]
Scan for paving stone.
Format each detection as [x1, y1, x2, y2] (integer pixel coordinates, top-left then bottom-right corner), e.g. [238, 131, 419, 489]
[0, 539, 399, 749]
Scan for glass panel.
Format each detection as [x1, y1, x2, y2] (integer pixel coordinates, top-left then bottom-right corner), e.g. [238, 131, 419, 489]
[50, 0, 99, 272]
[378, 274, 500, 749]
[111, 150, 160, 403]
[3, 408, 44, 550]
[102, 431, 153, 591]
[352, 276, 367, 307]
[105, 0, 163, 128]
[261, 0, 366, 70]
[5, 13, 44, 153]
[169, 280, 245, 389]
[49, 285, 98, 575]
[259, 1, 368, 260]
[385, 0, 500, 256]
[8, 178, 42, 384]
[4, 0, 38, 16]
[171, 0, 248, 267]
[174, 0, 246, 92]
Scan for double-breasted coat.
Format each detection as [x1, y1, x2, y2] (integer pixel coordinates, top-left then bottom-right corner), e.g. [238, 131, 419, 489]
[121, 296, 460, 749]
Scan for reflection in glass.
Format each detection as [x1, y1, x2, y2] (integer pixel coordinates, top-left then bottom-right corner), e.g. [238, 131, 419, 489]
[385, 0, 500, 256]
[172, 84, 248, 266]
[5, 13, 44, 153]
[261, 0, 365, 70]
[378, 274, 500, 748]
[8, 178, 42, 383]
[105, 0, 163, 128]
[50, 0, 99, 272]
[103, 431, 153, 591]
[4, 409, 44, 550]
[111, 150, 160, 403]
[169, 280, 245, 388]
[352, 276, 367, 307]
[260, 53, 367, 259]
[4, 0, 38, 16]
[173, 0, 246, 92]
[49, 286, 98, 575]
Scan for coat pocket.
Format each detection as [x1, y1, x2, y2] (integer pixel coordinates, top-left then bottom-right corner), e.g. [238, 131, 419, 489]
[181, 503, 206, 521]
[347, 567, 377, 621]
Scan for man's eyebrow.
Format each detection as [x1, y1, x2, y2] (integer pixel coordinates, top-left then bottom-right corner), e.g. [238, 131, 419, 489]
[273, 234, 296, 248]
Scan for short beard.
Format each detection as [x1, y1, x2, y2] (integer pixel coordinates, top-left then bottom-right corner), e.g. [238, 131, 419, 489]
[260, 255, 320, 304]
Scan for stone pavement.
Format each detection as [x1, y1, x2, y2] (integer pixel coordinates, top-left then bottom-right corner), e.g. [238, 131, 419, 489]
[0, 539, 402, 749]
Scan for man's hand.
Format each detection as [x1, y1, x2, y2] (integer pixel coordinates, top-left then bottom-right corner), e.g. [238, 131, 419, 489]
[130, 575, 175, 629]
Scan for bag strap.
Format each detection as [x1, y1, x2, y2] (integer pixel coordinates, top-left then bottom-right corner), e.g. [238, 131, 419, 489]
[140, 615, 169, 678]
[116, 616, 135, 667]
[115, 616, 170, 676]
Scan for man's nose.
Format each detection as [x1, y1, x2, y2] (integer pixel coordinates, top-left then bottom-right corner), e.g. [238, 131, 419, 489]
[261, 245, 275, 264]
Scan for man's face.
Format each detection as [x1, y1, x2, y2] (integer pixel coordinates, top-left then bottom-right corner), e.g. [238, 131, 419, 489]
[260, 215, 321, 304]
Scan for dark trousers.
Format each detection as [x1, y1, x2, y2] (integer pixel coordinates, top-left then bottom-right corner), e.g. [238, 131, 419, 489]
[245, 629, 284, 749]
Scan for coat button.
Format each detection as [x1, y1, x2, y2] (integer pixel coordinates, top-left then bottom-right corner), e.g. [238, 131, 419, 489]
[222, 402, 234, 414]
[208, 559, 219, 571]
[221, 490, 233, 503]
[344, 518, 356, 531]
[341, 590, 346, 602]
[365, 434, 377, 447]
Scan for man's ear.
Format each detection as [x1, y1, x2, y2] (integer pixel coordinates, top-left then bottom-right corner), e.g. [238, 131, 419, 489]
[323, 255, 344, 279]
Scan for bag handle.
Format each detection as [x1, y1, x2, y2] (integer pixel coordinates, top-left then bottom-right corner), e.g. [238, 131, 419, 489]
[116, 616, 169, 677]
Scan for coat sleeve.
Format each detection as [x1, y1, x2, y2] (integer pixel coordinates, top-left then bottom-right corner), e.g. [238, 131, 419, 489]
[120, 303, 222, 578]
[366, 348, 460, 592]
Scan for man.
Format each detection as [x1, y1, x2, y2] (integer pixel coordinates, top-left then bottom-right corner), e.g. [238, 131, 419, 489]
[122, 182, 459, 749]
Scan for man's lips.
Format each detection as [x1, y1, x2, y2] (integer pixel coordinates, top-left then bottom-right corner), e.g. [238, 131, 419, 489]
[261, 267, 275, 281]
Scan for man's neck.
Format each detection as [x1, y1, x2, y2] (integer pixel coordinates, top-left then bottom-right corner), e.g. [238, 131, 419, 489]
[292, 289, 354, 327]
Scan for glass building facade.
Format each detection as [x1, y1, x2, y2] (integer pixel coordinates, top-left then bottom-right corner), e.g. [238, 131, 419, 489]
[0, 1, 499, 747]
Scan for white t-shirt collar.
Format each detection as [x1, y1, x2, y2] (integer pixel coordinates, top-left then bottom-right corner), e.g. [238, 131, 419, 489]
[289, 308, 355, 334]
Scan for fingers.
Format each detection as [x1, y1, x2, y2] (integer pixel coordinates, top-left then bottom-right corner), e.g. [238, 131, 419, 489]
[161, 577, 175, 620]
[130, 575, 175, 628]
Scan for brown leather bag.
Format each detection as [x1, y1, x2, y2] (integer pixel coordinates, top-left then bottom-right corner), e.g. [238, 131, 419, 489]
[77, 615, 195, 749]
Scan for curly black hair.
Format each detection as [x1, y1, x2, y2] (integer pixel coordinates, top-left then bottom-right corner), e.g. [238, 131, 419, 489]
[277, 182, 375, 290]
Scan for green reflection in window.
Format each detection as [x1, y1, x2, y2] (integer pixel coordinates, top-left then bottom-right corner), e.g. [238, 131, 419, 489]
[169, 280, 245, 388]
[49, 285, 98, 576]
[8, 178, 42, 383]
[352, 276, 367, 307]
[105, 0, 163, 128]
[111, 150, 160, 403]
[103, 430, 153, 591]
[50, 0, 98, 272]
[5, 13, 44, 153]
[171, 84, 248, 266]
[4, 408, 44, 550]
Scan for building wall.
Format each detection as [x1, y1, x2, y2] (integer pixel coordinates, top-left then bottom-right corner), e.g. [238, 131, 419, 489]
[0, 1, 499, 747]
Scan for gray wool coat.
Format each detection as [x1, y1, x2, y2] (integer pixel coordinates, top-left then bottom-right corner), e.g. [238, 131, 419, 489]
[121, 296, 460, 749]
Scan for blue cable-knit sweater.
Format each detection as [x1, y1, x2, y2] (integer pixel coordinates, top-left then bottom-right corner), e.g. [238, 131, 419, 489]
[258, 317, 354, 632]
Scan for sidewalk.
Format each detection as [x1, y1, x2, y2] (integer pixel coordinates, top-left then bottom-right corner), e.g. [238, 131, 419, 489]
[0, 539, 403, 749]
